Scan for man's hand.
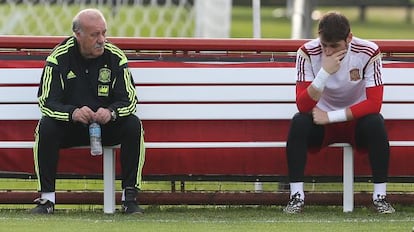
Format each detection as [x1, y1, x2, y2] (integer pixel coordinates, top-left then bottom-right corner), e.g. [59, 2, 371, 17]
[94, 107, 112, 124]
[312, 107, 329, 125]
[322, 49, 347, 74]
[72, 106, 95, 124]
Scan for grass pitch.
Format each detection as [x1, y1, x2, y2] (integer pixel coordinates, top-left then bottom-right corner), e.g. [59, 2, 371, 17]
[1, 205, 414, 232]
[0, 4, 413, 39]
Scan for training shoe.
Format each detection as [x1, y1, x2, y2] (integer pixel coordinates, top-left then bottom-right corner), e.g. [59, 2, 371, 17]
[373, 195, 395, 214]
[121, 187, 144, 214]
[30, 198, 54, 214]
[283, 192, 304, 214]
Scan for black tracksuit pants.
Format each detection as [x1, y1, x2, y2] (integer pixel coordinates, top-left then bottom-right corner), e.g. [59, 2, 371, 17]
[286, 113, 390, 183]
[34, 115, 144, 192]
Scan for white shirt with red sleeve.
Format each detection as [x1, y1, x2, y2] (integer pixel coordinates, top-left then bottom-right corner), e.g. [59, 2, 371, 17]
[296, 36, 383, 118]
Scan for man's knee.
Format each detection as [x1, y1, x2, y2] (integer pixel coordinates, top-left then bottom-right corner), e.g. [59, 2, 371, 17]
[362, 113, 384, 123]
[38, 117, 61, 136]
[358, 114, 386, 131]
[122, 115, 142, 135]
[290, 112, 313, 128]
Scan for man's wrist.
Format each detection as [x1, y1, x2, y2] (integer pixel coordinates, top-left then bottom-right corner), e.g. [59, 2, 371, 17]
[311, 68, 330, 92]
[72, 108, 79, 122]
[109, 108, 117, 121]
[327, 109, 347, 123]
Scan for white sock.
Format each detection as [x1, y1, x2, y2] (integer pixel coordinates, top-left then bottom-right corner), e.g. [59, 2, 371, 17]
[41, 192, 56, 204]
[122, 189, 125, 201]
[373, 183, 387, 200]
[290, 182, 305, 200]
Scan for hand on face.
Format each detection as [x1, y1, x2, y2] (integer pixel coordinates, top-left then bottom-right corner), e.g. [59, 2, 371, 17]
[321, 49, 347, 74]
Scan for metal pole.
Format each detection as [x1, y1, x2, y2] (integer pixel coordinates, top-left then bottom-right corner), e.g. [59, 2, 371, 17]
[252, 0, 261, 38]
[291, 0, 315, 39]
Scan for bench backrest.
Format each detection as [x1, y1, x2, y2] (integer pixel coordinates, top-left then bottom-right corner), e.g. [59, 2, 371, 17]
[2, 64, 414, 120]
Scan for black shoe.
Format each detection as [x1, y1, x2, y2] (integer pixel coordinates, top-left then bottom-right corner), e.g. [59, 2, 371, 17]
[121, 187, 144, 214]
[122, 201, 144, 214]
[30, 198, 54, 214]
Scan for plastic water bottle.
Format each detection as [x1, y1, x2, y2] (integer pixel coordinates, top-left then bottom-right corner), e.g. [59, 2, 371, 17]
[89, 122, 102, 156]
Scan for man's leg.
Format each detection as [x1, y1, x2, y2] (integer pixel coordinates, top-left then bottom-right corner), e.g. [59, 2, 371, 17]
[31, 117, 63, 214]
[284, 112, 324, 213]
[102, 115, 145, 214]
[34, 117, 63, 194]
[355, 114, 395, 213]
[31, 117, 89, 214]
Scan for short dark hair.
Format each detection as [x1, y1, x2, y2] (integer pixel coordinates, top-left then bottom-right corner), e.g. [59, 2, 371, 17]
[318, 12, 350, 42]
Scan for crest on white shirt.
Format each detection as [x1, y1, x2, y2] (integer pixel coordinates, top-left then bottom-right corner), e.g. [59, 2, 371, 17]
[349, 68, 361, 81]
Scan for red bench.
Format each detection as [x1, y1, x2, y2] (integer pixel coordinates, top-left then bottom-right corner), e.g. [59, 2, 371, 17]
[1, 37, 414, 212]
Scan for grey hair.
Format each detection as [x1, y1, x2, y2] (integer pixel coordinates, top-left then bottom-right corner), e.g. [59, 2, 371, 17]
[72, 8, 105, 33]
[72, 17, 81, 33]
[72, 10, 83, 33]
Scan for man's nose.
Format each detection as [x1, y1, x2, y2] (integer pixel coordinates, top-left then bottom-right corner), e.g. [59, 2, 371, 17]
[97, 34, 105, 43]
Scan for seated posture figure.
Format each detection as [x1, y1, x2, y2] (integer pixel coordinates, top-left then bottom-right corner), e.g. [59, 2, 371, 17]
[31, 8, 145, 214]
[284, 11, 394, 214]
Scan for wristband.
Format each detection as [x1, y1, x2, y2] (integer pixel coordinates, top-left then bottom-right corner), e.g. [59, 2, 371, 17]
[311, 68, 330, 91]
[327, 109, 347, 123]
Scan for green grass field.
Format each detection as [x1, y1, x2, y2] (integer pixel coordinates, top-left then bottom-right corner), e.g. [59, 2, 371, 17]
[232, 6, 414, 39]
[0, 4, 413, 39]
[1, 179, 414, 232]
[2, 205, 414, 232]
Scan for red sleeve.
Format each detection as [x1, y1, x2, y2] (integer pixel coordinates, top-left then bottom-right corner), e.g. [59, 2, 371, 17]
[349, 85, 383, 119]
[296, 81, 317, 113]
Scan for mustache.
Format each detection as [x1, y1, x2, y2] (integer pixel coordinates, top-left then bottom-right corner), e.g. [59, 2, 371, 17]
[95, 42, 104, 49]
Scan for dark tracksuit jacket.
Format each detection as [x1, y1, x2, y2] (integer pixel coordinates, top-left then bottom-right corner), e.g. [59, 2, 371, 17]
[34, 36, 145, 192]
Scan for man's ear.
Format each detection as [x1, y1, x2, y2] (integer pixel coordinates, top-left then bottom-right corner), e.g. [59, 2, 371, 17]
[73, 31, 81, 40]
[346, 32, 353, 43]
